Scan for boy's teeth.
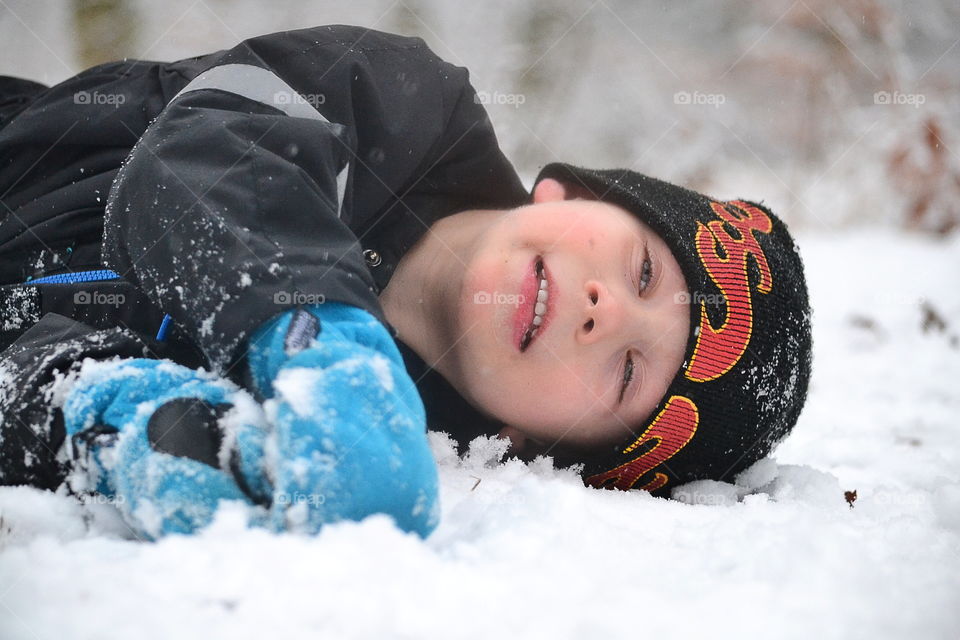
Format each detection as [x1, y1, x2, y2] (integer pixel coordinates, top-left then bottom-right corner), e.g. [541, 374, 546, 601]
[524, 264, 548, 345]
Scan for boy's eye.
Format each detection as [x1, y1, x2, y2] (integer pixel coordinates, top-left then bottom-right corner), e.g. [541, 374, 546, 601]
[618, 352, 634, 404]
[619, 248, 653, 404]
[617, 253, 653, 404]
[638, 257, 653, 294]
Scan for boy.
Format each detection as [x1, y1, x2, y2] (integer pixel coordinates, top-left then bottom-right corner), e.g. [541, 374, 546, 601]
[0, 25, 812, 539]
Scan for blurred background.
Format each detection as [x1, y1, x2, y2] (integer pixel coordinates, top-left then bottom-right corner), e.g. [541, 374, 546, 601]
[1, 0, 958, 234]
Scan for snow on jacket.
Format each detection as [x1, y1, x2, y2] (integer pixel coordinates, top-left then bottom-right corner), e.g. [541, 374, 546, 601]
[0, 25, 528, 445]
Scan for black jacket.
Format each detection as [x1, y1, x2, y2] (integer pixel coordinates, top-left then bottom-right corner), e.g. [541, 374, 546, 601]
[0, 25, 528, 451]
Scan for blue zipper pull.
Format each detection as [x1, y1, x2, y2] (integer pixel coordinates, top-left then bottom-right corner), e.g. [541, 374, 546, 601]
[156, 314, 172, 342]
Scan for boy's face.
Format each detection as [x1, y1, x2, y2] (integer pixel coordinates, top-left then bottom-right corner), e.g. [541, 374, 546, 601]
[449, 178, 691, 454]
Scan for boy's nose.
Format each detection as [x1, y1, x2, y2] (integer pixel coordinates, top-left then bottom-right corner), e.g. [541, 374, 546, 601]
[577, 280, 626, 345]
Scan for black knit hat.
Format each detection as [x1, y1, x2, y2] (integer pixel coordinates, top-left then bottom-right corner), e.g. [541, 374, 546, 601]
[534, 163, 813, 496]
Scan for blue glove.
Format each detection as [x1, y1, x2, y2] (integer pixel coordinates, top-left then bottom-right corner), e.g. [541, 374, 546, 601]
[61, 358, 272, 540]
[246, 302, 439, 538]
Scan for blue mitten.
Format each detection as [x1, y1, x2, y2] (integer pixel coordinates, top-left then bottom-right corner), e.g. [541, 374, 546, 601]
[61, 358, 272, 540]
[246, 302, 439, 538]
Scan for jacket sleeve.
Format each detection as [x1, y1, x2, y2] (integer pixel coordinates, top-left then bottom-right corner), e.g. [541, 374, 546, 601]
[102, 69, 371, 375]
[102, 26, 476, 376]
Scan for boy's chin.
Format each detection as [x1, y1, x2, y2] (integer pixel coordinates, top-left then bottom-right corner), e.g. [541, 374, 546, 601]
[496, 425, 536, 460]
[496, 425, 570, 463]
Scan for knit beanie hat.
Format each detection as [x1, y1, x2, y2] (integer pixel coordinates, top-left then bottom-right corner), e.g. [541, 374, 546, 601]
[534, 163, 813, 496]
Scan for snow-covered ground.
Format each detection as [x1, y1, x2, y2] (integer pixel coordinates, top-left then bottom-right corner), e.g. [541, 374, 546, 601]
[0, 228, 958, 639]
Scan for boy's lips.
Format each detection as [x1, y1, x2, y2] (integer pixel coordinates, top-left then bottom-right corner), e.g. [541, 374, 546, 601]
[513, 257, 552, 352]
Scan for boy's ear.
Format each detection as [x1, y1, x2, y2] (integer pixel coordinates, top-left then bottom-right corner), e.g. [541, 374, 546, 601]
[532, 177, 597, 204]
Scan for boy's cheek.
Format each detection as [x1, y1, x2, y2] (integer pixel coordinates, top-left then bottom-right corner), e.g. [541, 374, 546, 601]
[460, 264, 524, 349]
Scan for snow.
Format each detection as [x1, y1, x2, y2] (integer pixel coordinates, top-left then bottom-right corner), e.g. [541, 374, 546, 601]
[367, 353, 395, 392]
[272, 367, 326, 417]
[1, 2, 957, 633]
[0, 228, 957, 639]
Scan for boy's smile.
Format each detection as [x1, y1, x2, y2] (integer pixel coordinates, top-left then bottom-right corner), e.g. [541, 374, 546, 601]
[380, 177, 691, 458]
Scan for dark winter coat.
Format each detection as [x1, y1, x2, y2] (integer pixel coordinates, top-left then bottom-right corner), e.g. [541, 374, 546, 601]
[0, 25, 526, 488]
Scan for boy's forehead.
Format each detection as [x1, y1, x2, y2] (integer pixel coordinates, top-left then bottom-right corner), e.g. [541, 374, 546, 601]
[528, 194, 679, 259]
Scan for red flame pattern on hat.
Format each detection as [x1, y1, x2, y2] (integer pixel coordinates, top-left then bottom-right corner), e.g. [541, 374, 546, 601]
[687, 201, 773, 382]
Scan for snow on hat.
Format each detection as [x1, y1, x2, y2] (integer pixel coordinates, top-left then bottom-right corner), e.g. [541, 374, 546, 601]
[534, 163, 813, 496]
